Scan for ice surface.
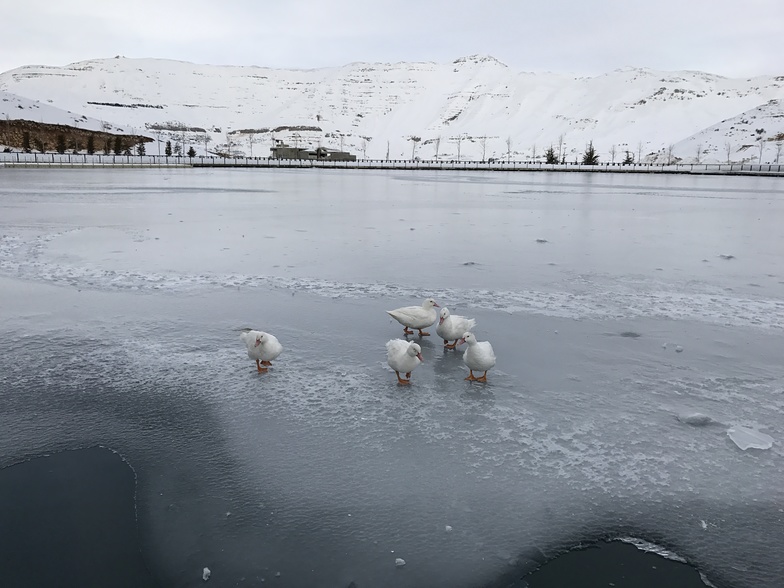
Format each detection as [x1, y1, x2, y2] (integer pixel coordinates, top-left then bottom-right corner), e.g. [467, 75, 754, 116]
[1, 169, 783, 588]
[727, 426, 774, 451]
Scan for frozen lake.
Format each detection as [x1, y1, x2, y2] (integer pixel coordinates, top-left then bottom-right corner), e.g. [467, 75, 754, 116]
[1, 168, 783, 587]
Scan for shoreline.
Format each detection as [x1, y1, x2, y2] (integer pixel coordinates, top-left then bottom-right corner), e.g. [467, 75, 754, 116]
[1, 153, 782, 176]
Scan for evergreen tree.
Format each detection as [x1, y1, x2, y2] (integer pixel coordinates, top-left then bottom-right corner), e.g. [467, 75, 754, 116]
[22, 131, 31, 153]
[56, 134, 66, 154]
[187, 146, 196, 158]
[165, 140, 172, 156]
[123, 147, 131, 156]
[581, 141, 599, 165]
[113, 136, 123, 154]
[623, 151, 634, 165]
[136, 143, 146, 156]
[544, 146, 558, 164]
[104, 140, 112, 155]
[35, 138, 44, 153]
[173, 142, 182, 156]
[86, 135, 95, 155]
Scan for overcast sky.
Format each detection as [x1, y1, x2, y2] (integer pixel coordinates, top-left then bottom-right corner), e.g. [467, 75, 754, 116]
[2, 0, 782, 78]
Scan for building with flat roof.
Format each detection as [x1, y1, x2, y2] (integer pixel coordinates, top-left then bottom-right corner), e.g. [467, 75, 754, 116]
[270, 140, 356, 161]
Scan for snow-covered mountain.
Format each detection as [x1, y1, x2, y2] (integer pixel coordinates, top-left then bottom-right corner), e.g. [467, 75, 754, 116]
[1, 55, 783, 163]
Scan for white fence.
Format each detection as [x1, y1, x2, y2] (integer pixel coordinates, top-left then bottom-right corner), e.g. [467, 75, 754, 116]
[1, 152, 782, 176]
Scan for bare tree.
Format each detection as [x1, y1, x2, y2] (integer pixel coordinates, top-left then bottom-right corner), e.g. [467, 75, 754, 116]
[725, 141, 733, 164]
[637, 141, 643, 163]
[667, 144, 675, 165]
[506, 136, 512, 162]
[609, 144, 617, 164]
[434, 136, 441, 160]
[247, 133, 255, 158]
[386, 140, 390, 161]
[361, 137, 368, 159]
[409, 136, 421, 160]
[695, 143, 702, 164]
[775, 142, 783, 164]
[557, 134, 565, 162]
[480, 136, 487, 161]
[531, 144, 537, 162]
[755, 128, 766, 162]
[452, 135, 464, 160]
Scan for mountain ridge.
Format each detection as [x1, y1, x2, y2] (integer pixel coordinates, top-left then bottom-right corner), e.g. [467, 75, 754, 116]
[1, 56, 783, 163]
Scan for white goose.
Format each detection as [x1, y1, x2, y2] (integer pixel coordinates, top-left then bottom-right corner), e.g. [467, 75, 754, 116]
[386, 298, 440, 336]
[240, 329, 283, 373]
[386, 339, 424, 385]
[436, 307, 477, 349]
[457, 332, 495, 382]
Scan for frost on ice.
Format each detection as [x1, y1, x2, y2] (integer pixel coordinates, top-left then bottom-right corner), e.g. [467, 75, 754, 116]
[727, 426, 774, 450]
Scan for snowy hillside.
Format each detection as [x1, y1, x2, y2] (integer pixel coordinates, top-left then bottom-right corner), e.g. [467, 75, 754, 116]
[1, 56, 783, 163]
[0, 90, 132, 134]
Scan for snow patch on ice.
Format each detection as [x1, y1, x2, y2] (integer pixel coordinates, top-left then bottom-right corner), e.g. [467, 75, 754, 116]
[1, 231, 783, 331]
[727, 426, 774, 450]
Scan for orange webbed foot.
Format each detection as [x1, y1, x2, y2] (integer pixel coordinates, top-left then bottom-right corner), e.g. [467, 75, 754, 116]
[395, 371, 411, 385]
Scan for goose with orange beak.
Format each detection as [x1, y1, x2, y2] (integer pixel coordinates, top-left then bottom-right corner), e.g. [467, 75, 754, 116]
[456, 332, 495, 382]
[386, 339, 424, 385]
[240, 328, 283, 373]
[436, 307, 477, 349]
[386, 298, 440, 336]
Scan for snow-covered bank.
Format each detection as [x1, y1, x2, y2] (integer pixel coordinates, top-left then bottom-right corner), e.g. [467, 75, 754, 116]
[1, 152, 782, 176]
